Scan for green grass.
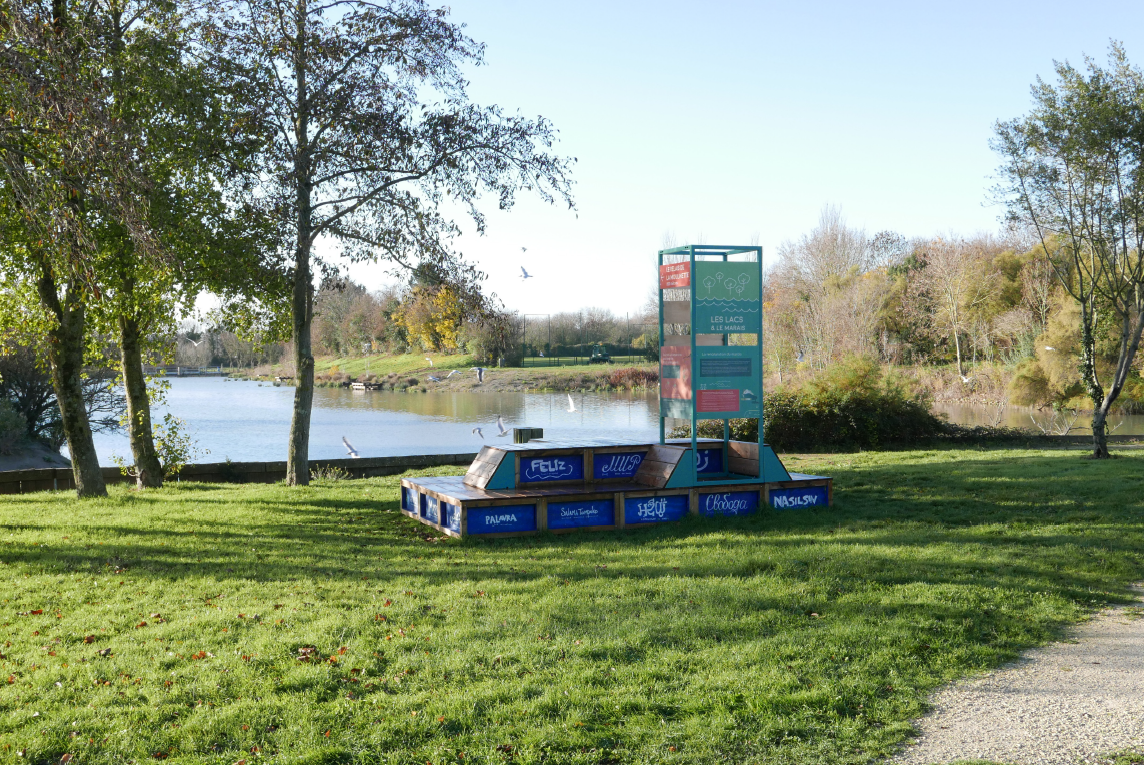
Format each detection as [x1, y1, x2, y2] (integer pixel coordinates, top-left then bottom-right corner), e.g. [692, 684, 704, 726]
[312, 353, 476, 378]
[1, 449, 1143, 764]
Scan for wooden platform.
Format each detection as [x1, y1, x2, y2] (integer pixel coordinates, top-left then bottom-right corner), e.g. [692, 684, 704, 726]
[400, 438, 831, 538]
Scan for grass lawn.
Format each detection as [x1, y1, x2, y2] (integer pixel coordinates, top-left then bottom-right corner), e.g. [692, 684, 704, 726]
[312, 353, 476, 378]
[1, 449, 1142, 764]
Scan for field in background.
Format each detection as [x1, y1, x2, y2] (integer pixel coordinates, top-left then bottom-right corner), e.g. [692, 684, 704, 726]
[2, 449, 1143, 764]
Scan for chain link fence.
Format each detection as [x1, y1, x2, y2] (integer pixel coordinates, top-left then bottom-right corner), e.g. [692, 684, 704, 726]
[517, 312, 658, 367]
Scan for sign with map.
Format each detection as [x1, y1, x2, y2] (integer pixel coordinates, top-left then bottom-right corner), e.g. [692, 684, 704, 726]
[693, 262, 761, 334]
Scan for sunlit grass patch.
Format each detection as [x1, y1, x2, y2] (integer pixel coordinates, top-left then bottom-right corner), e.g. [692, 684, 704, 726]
[0, 449, 1142, 763]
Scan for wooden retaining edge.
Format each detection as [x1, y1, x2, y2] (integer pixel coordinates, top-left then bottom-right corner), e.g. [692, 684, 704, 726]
[0, 453, 479, 495]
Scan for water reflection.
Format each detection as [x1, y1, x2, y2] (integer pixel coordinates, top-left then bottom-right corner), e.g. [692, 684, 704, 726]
[88, 377, 661, 465]
[933, 403, 1144, 435]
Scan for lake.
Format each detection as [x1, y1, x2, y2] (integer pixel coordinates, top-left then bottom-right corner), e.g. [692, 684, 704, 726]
[80, 379, 1144, 466]
[86, 377, 662, 466]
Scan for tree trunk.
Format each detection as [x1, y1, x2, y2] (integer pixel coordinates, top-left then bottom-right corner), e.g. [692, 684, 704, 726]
[118, 313, 163, 488]
[1091, 406, 1110, 459]
[286, 0, 313, 486]
[36, 265, 106, 497]
[953, 331, 964, 378]
[286, 246, 314, 485]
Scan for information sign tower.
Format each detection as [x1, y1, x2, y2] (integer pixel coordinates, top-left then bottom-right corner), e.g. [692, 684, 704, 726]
[658, 244, 781, 484]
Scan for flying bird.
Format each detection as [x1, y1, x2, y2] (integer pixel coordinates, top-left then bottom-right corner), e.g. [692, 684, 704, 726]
[495, 415, 510, 437]
[445, 370, 461, 378]
[472, 427, 484, 439]
[427, 375, 441, 382]
[796, 349, 806, 363]
[521, 246, 528, 253]
[959, 375, 974, 384]
[520, 267, 533, 279]
[566, 394, 577, 412]
[425, 357, 434, 366]
[471, 367, 487, 383]
[342, 437, 359, 458]
[186, 336, 204, 347]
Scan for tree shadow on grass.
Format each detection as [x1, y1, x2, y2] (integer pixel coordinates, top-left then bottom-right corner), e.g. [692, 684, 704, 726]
[3, 453, 1142, 603]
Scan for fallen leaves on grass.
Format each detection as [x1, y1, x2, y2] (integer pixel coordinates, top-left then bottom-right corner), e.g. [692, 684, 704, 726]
[82, 635, 96, 644]
[17, 610, 43, 616]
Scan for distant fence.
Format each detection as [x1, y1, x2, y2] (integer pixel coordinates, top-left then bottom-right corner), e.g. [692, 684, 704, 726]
[0, 453, 478, 495]
[518, 313, 657, 367]
[142, 365, 228, 377]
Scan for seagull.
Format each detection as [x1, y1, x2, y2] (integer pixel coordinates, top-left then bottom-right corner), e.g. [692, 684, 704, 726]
[472, 427, 484, 439]
[959, 374, 974, 384]
[495, 415, 510, 437]
[520, 267, 533, 279]
[1044, 346, 1056, 351]
[470, 367, 487, 383]
[796, 349, 806, 363]
[341, 437, 359, 458]
[186, 336, 204, 347]
[427, 375, 441, 382]
[566, 394, 576, 412]
[425, 357, 433, 366]
[445, 370, 460, 378]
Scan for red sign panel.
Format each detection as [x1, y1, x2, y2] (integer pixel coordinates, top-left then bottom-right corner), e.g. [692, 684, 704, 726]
[659, 262, 690, 289]
[696, 389, 740, 413]
[660, 345, 691, 400]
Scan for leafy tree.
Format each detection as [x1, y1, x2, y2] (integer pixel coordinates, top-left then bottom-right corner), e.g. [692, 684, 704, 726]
[209, 0, 575, 484]
[0, 0, 156, 496]
[994, 42, 1144, 457]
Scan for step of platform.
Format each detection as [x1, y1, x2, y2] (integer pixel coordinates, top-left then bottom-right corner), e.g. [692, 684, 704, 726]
[400, 472, 832, 539]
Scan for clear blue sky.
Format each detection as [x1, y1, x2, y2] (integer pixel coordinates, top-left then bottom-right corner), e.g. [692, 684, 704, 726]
[346, 0, 1144, 317]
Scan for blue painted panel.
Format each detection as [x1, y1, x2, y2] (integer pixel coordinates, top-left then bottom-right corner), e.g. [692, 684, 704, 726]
[401, 486, 416, 512]
[441, 502, 461, 533]
[548, 499, 614, 530]
[420, 494, 439, 523]
[520, 455, 583, 482]
[593, 452, 645, 480]
[624, 494, 689, 525]
[467, 505, 537, 535]
[699, 490, 759, 517]
[770, 486, 829, 510]
[696, 448, 724, 474]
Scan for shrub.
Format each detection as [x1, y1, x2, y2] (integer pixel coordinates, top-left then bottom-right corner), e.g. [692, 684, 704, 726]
[672, 357, 947, 451]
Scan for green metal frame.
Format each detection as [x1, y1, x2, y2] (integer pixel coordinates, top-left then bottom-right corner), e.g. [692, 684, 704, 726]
[658, 244, 765, 485]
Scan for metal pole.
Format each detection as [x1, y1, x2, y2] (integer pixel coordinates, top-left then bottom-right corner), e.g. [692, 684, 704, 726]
[689, 245, 697, 484]
[658, 249, 665, 445]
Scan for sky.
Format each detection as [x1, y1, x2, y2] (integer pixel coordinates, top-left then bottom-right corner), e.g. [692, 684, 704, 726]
[341, 0, 1144, 317]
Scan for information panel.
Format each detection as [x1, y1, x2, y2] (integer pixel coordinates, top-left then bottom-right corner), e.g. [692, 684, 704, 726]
[694, 262, 761, 334]
[694, 347, 761, 417]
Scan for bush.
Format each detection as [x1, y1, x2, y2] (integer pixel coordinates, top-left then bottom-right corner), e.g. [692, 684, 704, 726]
[672, 357, 948, 451]
[0, 399, 27, 455]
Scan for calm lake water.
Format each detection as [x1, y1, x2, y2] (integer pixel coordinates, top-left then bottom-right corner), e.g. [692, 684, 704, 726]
[932, 403, 1144, 436]
[86, 377, 662, 466]
[79, 378, 1144, 466]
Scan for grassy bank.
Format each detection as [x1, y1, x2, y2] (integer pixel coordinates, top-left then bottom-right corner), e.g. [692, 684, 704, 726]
[2, 449, 1143, 764]
[249, 354, 659, 393]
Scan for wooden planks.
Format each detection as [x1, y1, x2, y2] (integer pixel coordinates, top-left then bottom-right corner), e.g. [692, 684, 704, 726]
[634, 445, 686, 489]
[464, 447, 508, 489]
[728, 440, 759, 478]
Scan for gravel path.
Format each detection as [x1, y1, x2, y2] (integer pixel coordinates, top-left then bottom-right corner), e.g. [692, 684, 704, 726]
[894, 586, 1144, 765]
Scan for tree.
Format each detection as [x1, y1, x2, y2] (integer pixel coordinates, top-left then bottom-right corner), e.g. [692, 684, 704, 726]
[210, 0, 574, 484]
[0, 0, 156, 496]
[906, 238, 999, 377]
[994, 42, 1144, 457]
